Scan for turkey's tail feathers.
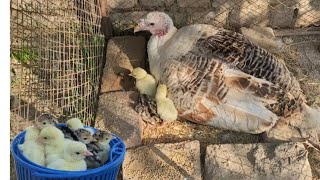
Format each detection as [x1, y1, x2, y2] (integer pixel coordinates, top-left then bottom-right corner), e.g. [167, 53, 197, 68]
[204, 90, 279, 134]
[301, 103, 320, 130]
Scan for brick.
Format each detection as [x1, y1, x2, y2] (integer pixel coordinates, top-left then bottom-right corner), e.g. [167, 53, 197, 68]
[263, 119, 319, 148]
[107, 0, 137, 9]
[240, 27, 284, 53]
[294, 0, 320, 27]
[211, 0, 238, 9]
[174, 9, 228, 28]
[269, 1, 298, 28]
[204, 142, 312, 180]
[177, 0, 210, 8]
[123, 140, 202, 179]
[140, 0, 174, 7]
[228, 0, 269, 28]
[111, 11, 148, 34]
[100, 36, 146, 93]
[95, 91, 144, 149]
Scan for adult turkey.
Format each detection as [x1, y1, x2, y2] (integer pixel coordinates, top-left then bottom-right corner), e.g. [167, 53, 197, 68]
[134, 12, 320, 138]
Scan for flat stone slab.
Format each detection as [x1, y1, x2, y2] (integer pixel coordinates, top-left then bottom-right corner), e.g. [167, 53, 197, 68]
[123, 140, 202, 180]
[177, 0, 210, 7]
[204, 142, 312, 180]
[107, 0, 137, 9]
[95, 91, 143, 148]
[263, 120, 319, 148]
[100, 36, 146, 93]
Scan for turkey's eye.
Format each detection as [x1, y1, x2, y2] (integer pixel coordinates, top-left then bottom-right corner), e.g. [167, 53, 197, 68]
[150, 23, 155, 26]
[76, 152, 80, 155]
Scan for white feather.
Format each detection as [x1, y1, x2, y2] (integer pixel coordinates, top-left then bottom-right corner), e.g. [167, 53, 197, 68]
[18, 140, 45, 166]
[301, 104, 320, 130]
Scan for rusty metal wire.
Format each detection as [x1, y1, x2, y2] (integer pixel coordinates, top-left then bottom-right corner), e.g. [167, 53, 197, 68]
[107, 0, 320, 35]
[10, 0, 105, 125]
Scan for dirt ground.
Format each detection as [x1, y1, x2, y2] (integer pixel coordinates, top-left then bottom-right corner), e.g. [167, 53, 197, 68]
[278, 34, 320, 178]
[10, 34, 320, 179]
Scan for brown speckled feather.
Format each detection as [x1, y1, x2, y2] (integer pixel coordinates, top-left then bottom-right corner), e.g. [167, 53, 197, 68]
[192, 29, 306, 116]
[159, 28, 306, 133]
[163, 53, 229, 123]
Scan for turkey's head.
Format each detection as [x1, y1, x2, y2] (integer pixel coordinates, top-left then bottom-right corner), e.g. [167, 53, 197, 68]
[134, 11, 174, 37]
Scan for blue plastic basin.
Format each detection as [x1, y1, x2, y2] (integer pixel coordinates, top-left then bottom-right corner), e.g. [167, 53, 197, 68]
[11, 124, 126, 180]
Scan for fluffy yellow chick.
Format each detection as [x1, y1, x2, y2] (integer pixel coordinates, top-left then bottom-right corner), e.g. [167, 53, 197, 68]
[18, 126, 45, 166]
[47, 140, 93, 171]
[38, 126, 65, 165]
[155, 84, 178, 122]
[66, 118, 84, 130]
[24, 126, 40, 141]
[129, 67, 157, 97]
[94, 130, 114, 164]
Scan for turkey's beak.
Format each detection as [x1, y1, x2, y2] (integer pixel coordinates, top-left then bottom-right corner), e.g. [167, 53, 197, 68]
[134, 19, 148, 33]
[84, 150, 93, 157]
[128, 73, 133, 77]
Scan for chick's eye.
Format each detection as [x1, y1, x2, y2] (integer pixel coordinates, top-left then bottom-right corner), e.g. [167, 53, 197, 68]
[43, 137, 47, 139]
[83, 138, 87, 140]
[150, 23, 155, 26]
[76, 152, 80, 155]
[105, 138, 108, 140]
[43, 122, 46, 125]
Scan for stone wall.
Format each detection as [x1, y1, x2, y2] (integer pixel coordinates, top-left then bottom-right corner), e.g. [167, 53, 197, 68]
[105, 0, 320, 35]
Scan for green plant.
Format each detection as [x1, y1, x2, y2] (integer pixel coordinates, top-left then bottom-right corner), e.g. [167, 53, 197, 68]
[10, 48, 38, 64]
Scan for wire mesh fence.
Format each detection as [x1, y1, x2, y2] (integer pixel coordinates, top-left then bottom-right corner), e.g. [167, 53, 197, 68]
[107, 0, 320, 36]
[10, 0, 105, 125]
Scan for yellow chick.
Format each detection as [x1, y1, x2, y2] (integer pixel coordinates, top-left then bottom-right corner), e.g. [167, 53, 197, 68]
[129, 67, 157, 97]
[18, 126, 45, 166]
[66, 118, 84, 130]
[47, 140, 93, 171]
[93, 130, 114, 164]
[24, 126, 40, 141]
[155, 84, 178, 122]
[38, 126, 65, 165]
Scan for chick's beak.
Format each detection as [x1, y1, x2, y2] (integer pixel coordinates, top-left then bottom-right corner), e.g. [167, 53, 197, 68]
[134, 19, 147, 33]
[84, 150, 93, 157]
